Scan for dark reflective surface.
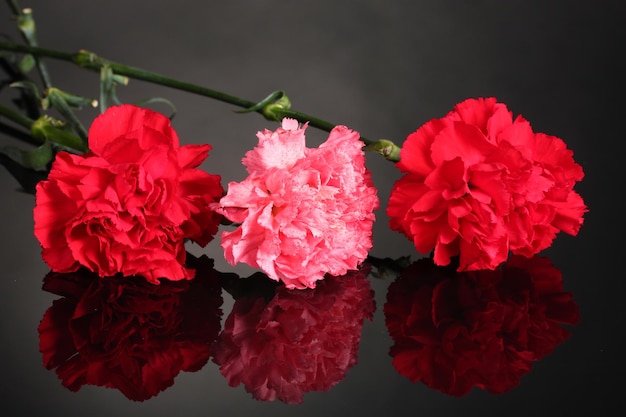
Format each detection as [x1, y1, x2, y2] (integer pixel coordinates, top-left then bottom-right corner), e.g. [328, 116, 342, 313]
[1, 1, 622, 416]
[214, 267, 374, 404]
[385, 255, 579, 397]
[39, 255, 223, 402]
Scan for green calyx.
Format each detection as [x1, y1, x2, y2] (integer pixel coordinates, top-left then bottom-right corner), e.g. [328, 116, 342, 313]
[364, 139, 401, 162]
[31, 115, 87, 153]
[236, 90, 292, 122]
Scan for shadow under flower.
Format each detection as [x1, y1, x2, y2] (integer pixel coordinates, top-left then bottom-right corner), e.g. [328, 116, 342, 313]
[212, 265, 376, 404]
[384, 255, 580, 397]
[38, 254, 223, 401]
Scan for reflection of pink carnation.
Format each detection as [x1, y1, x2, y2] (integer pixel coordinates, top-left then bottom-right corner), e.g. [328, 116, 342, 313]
[216, 118, 379, 289]
[212, 267, 375, 404]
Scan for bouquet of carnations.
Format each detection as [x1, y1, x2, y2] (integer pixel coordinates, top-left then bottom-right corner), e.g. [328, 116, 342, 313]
[0, 4, 586, 291]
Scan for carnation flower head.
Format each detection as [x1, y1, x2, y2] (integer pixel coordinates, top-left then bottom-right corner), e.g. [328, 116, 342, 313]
[217, 118, 379, 289]
[387, 97, 586, 271]
[34, 104, 224, 283]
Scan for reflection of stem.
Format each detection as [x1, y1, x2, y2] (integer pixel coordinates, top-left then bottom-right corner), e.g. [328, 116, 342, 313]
[218, 270, 279, 301]
[0, 42, 402, 161]
[366, 255, 412, 279]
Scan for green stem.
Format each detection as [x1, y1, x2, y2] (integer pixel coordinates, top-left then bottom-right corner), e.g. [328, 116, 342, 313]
[0, 121, 37, 146]
[0, 103, 86, 152]
[46, 88, 89, 144]
[271, 108, 374, 146]
[0, 56, 42, 119]
[0, 42, 72, 61]
[0, 102, 35, 131]
[6, 0, 20, 15]
[74, 47, 259, 110]
[7, 1, 53, 88]
[0, 41, 401, 161]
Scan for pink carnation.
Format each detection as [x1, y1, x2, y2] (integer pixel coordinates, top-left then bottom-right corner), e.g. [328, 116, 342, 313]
[216, 118, 379, 289]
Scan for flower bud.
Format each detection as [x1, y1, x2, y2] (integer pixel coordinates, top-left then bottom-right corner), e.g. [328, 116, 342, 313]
[17, 9, 36, 43]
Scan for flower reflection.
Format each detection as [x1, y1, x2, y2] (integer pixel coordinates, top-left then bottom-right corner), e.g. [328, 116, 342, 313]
[212, 266, 376, 404]
[38, 254, 223, 401]
[384, 255, 580, 396]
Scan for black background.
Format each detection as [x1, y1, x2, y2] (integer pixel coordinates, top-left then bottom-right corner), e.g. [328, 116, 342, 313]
[1, 1, 623, 416]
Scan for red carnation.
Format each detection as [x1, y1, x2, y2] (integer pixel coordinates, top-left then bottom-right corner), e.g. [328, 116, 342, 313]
[384, 255, 580, 396]
[212, 267, 375, 404]
[34, 104, 224, 283]
[387, 97, 586, 271]
[38, 255, 223, 401]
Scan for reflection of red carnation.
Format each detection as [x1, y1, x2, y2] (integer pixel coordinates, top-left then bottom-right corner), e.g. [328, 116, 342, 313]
[212, 267, 375, 404]
[34, 104, 224, 283]
[38, 255, 223, 401]
[387, 97, 586, 271]
[384, 255, 580, 396]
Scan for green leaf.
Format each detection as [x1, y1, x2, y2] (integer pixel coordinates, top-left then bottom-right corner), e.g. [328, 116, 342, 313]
[45, 88, 97, 109]
[0, 140, 52, 170]
[17, 54, 35, 74]
[134, 97, 177, 120]
[10, 80, 42, 102]
[235, 90, 286, 114]
[0, 153, 49, 195]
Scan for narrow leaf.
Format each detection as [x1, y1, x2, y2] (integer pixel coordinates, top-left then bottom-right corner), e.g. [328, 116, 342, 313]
[135, 97, 177, 120]
[0, 140, 52, 170]
[10, 80, 42, 101]
[235, 90, 285, 114]
[0, 153, 48, 195]
[17, 54, 35, 74]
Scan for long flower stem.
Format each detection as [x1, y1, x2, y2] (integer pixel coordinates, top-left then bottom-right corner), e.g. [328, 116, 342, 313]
[7, 1, 53, 88]
[0, 103, 87, 151]
[0, 41, 401, 161]
[0, 121, 35, 145]
[0, 102, 35, 131]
